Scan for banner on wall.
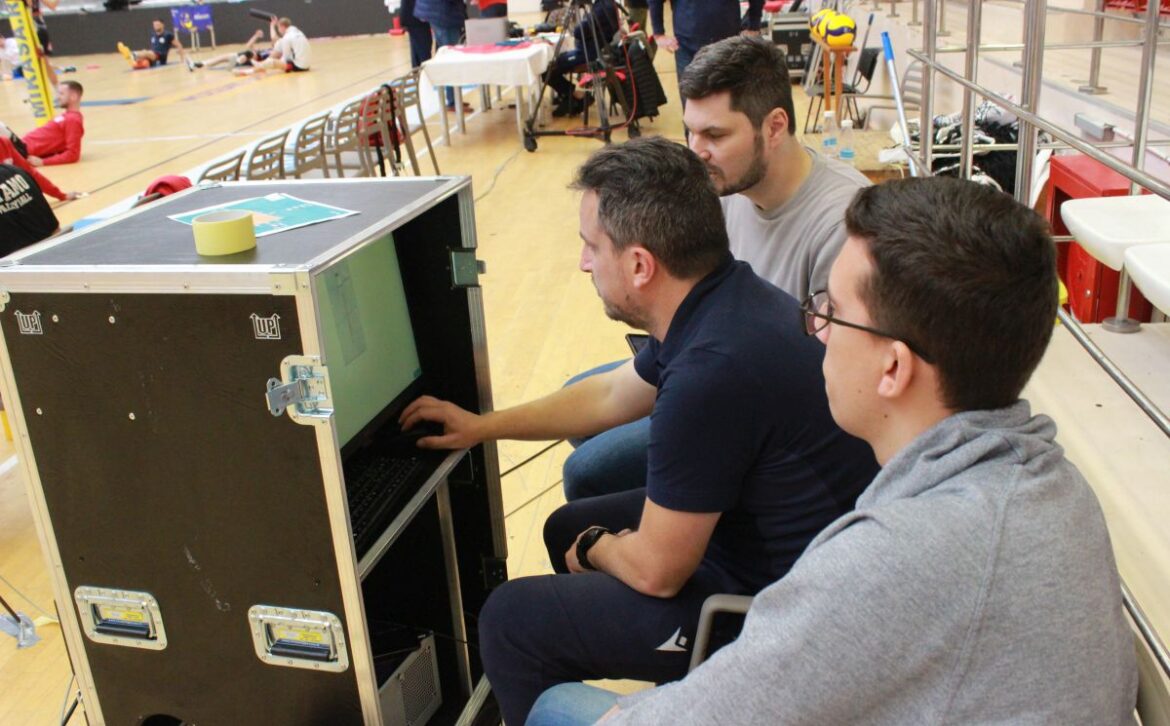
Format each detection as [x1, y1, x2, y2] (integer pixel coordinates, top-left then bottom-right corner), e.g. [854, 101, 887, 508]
[170, 5, 214, 32]
[4, 0, 55, 126]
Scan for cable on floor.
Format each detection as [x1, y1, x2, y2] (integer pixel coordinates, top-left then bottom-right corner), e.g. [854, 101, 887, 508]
[0, 572, 54, 620]
[499, 440, 564, 478]
[474, 148, 521, 204]
[504, 479, 564, 521]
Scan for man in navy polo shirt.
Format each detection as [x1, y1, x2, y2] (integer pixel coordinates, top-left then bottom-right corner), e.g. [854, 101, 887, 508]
[400, 137, 878, 726]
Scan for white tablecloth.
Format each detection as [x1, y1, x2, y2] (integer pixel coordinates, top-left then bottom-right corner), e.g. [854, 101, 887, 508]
[421, 43, 556, 88]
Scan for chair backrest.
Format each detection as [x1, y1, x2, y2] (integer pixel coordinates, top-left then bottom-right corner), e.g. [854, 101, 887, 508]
[854, 46, 882, 90]
[288, 111, 331, 179]
[389, 68, 439, 176]
[359, 87, 392, 147]
[376, 84, 406, 168]
[196, 150, 245, 184]
[358, 86, 397, 176]
[900, 60, 925, 108]
[391, 67, 423, 110]
[328, 99, 371, 176]
[688, 594, 754, 672]
[245, 129, 291, 181]
[331, 99, 364, 151]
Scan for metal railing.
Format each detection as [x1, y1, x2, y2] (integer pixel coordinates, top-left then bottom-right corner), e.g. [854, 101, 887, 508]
[907, 0, 1170, 685]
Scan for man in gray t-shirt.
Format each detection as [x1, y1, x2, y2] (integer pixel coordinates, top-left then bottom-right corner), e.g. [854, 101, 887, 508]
[562, 37, 869, 501]
[721, 148, 868, 302]
[684, 37, 869, 300]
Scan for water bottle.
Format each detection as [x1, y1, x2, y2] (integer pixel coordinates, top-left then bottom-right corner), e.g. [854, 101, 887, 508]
[821, 110, 838, 159]
[839, 119, 856, 166]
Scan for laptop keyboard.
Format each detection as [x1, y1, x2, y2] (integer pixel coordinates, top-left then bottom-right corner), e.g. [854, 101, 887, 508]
[347, 455, 425, 557]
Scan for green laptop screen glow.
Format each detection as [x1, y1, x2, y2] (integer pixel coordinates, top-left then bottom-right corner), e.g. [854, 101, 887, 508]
[315, 233, 422, 447]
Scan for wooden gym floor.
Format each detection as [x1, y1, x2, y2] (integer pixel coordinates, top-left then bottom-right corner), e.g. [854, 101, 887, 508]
[1, 11, 1166, 724]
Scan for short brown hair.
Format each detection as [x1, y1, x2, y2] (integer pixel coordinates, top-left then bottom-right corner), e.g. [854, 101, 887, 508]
[845, 177, 1058, 411]
[570, 137, 729, 280]
[679, 36, 796, 135]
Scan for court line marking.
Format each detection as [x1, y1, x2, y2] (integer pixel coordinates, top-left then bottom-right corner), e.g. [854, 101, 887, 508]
[81, 98, 150, 107]
[88, 132, 271, 144]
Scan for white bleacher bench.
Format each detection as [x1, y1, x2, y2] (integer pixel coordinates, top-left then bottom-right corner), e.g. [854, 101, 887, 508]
[1061, 194, 1170, 333]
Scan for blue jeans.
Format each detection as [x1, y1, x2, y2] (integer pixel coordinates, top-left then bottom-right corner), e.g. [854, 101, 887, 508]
[562, 360, 650, 501]
[432, 23, 463, 106]
[547, 48, 587, 100]
[528, 683, 621, 726]
[406, 24, 433, 69]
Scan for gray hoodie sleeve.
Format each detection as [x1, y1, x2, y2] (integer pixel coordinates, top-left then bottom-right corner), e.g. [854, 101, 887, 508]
[607, 489, 1135, 725]
[607, 512, 977, 725]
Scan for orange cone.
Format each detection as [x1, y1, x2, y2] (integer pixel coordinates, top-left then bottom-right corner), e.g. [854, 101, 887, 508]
[390, 14, 405, 36]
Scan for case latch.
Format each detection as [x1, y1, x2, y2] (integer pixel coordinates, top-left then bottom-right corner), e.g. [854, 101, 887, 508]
[266, 355, 332, 424]
[449, 250, 485, 288]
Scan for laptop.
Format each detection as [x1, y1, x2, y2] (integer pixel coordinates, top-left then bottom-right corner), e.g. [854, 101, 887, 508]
[465, 18, 509, 46]
[316, 231, 445, 559]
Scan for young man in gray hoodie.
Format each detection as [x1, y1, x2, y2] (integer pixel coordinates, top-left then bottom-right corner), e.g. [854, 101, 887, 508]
[527, 176, 1138, 725]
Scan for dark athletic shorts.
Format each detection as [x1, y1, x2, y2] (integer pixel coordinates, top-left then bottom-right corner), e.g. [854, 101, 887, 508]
[234, 49, 271, 67]
[36, 21, 52, 56]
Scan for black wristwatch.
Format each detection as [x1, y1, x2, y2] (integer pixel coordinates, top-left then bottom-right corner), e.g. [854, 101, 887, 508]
[575, 526, 611, 571]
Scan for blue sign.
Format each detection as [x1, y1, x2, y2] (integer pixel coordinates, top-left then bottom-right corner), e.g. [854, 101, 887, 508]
[169, 194, 360, 238]
[170, 5, 214, 31]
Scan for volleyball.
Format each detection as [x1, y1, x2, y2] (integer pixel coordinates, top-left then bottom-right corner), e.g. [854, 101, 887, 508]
[824, 13, 857, 47]
[810, 9, 835, 38]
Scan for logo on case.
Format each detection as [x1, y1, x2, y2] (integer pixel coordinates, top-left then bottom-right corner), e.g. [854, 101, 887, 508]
[251, 313, 282, 341]
[15, 310, 43, 335]
[251, 313, 283, 341]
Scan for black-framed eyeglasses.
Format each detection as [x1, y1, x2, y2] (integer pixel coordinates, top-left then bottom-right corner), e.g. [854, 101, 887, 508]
[800, 290, 934, 363]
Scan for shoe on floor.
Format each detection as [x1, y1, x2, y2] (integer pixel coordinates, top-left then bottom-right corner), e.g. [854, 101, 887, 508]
[553, 94, 589, 118]
[552, 95, 577, 117]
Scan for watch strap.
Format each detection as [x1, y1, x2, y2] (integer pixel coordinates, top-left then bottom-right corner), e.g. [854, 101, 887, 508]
[576, 525, 610, 571]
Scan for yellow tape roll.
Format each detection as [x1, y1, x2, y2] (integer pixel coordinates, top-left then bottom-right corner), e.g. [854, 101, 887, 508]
[192, 210, 257, 256]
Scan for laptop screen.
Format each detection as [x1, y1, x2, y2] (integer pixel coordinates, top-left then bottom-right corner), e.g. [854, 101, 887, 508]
[315, 232, 422, 450]
[465, 18, 509, 45]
